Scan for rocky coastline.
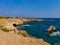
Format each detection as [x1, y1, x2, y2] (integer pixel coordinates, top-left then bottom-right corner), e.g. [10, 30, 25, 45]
[0, 17, 50, 45]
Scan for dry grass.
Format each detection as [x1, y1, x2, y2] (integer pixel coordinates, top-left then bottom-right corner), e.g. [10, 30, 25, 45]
[17, 30, 29, 37]
[1, 27, 10, 32]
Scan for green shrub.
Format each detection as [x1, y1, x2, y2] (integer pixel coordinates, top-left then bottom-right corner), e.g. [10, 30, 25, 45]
[1, 27, 10, 32]
[17, 30, 29, 37]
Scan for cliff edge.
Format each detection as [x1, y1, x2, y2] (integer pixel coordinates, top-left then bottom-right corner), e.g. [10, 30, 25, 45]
[0, 17, 50, 45]
[0, 30, 50, 45]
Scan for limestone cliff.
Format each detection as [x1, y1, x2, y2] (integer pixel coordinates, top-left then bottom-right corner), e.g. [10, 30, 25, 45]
[0, 18, 50, 45]
[0, 18, 43, 31]
[0, 30, 50, 45]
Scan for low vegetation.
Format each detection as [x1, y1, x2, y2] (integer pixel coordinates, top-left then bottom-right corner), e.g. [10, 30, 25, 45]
[0, 16, 13, 19]
[1, 26, 10, 32]
[17, 30, 29, 37]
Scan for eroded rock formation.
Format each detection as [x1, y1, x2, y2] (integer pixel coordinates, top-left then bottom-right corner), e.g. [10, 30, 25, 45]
[0, 30, 50, 45]
[0, 18, 50, 45]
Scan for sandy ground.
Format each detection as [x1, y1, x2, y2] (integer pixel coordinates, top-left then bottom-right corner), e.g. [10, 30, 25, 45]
[0, 30, 50, 45]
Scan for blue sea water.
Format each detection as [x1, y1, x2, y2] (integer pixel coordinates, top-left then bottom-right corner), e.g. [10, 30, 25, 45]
[17, 18, 60, 45]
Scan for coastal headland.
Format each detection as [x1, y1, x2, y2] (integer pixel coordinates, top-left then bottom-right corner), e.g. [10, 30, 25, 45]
[0, 16, 50, 45]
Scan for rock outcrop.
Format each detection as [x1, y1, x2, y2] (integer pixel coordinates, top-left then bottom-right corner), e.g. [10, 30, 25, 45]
[0, 18, 50, 45]
[47, 25, 56, 32]
[0, 18, 43, 31]
[45, 25, 57, 35]
[0, 18, 23, 31]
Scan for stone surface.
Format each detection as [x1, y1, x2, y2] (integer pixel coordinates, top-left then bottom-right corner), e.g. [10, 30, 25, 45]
[0, 30, 50, 45]
[0, 18, 50, 45]
[47, 25, 56, 31]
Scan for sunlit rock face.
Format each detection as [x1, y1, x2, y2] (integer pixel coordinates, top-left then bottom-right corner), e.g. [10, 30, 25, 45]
[46, 25, 60, 36]
[0, 18, 23, 32]
[47, 26, 56, 32]
[0, 18, 50, 45]
[0, 30, 50, 45]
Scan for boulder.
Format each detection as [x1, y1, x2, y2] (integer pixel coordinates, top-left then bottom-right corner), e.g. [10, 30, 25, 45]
[47, 25, 56, 32]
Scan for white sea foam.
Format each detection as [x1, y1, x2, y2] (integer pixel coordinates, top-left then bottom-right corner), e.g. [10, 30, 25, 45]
[22, 24, 30, 26]
[50, 31, 60, 36]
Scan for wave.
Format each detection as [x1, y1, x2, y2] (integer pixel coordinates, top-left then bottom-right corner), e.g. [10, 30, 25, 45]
[50, 31, 60, 36]
[22, 24, 31, 26]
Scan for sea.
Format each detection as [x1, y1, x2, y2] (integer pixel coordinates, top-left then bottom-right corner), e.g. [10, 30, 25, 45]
[16, 18, 60, 45]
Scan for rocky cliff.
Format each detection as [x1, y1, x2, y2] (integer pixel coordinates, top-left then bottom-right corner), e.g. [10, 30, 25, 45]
[0, 18, 50, 45]
[0, 30, 50, 45]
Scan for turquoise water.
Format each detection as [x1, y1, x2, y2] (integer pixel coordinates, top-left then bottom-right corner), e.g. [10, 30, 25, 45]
[17, 18, 60, 45]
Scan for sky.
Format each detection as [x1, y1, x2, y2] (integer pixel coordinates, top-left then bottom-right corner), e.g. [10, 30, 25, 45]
[0, 0, 60, 18]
